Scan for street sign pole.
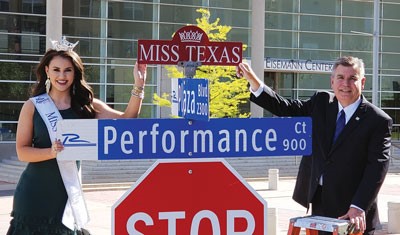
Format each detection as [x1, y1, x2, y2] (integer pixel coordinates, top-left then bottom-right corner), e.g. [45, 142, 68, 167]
[178, 61, 201, 78]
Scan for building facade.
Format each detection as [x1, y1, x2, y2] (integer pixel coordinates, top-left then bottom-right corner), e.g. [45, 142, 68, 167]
[0, 0, 399, 148]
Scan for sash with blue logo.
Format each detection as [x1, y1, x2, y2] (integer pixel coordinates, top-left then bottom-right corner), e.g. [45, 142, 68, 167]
[31, 93, 89, 230]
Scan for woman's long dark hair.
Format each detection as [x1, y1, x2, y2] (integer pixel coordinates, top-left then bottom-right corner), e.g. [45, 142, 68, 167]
[31, 49, 96, 118]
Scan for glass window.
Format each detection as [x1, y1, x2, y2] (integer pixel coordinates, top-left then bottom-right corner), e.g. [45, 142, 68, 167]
[381, 75, 400, 92]
[0, 34, 46, 55]
[342, 51, 372, 69]
[382, 2, 400, 20]
[382, 37, 400, 53]
[63, 18, 101, 37]
[107, 39, 137, 59]
[362, 91, 372, 102]
[0, 82, 32, 101]
[297, 90, 318, 100]
[381, 92, 400, 110]
[382, 0, 400, 3]
[381, 53, 400, 69]
[271, 73, 296, 98]
[0, 62, 37, 83]
[21, 15, 46, 33]
[381, 69, 400, 75]
[300, 15, 339, 33]
[299, 50, 339, 61]
[0, 13, 46, 54]
[106, 63, 137, 85]
[160, 5, 197, 24]
[159, 24, 185, 40]
[0, 53, 40, 61]
[84, 64, 101, 83]
[210, 0, 250, 9]
[107, 62, 156, 84]
[22, 0, 46, 14]
[266, 0, 298, 13]
[382, 20, 400, 36]
[342, 34, 372, 51]
[108, 2, 153, 21]
[106, 84, 156, 104]
[63, 0, 101, 18]
[209, 8, 250, 28]
[266, 12, 298, 30]
[265, 48, 297, 59]
[298, 73, 331, 90]
[363, 74, 373, 91]
[226, 27, 250, 45]
[343, 1, 373, 17]
[108, 20, 153, 39]
[383, 109, 400, 134]
[20, 34, 46, 54]
[266, 30, 297, 48]
[160, 0, 202, 6]
[0, 122, 17, 141]
[2, 0, 45, 14]
[300, 1, 339, 15]
[342, 18, 373, 35]
[299, 32, 339, 50]
[74, 38, 102, 58]
[0, 103, 23, 122]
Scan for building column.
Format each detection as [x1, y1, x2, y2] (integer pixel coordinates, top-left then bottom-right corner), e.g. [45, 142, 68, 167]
[250, 0, 265, 117]
[372, 0, 380, 106]
[46, 0, 63, 49]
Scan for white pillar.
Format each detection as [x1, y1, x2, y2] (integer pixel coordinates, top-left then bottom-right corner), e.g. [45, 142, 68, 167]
[267, 207, 278, 235]
[250, 0, 265, 118]
[388, 202, 400, 233]
[372, 0, 380, 106]
[46, 0, 63, 49]
[268, 168, 279, 190]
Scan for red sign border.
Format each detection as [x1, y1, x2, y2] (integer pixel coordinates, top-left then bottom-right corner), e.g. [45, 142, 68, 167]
[111, 158, 268, 235]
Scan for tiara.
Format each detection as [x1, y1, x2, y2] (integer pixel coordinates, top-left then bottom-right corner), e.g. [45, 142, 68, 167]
[50, 36, 79, 51]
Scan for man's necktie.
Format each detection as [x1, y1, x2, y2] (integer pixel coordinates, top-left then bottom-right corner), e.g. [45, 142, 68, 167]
[333, 110, 345, 143]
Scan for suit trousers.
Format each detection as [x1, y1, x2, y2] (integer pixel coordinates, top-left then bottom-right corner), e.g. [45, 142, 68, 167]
[311, 185, 375, 235]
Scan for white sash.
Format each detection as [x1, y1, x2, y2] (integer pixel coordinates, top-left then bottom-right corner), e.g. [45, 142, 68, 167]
[31, 93, 89, 230]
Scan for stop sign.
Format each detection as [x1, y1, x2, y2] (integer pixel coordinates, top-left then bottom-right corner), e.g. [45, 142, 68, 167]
[112, 159, 268, 235]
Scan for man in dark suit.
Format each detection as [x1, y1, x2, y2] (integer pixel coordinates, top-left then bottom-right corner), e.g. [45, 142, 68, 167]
[237, 56, 392, 234]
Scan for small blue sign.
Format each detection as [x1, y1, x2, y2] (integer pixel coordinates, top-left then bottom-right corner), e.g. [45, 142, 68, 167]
[96, 117, 312, 160]
[178, 78, 209, 121]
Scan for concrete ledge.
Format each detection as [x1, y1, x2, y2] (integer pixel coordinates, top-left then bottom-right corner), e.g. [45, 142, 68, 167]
[0, 182, 16, 191]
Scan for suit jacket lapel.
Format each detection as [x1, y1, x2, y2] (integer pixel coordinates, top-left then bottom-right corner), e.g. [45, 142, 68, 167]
[330, 95, 368, 152]
[326, 100, 338, 146]
[321, 97, 338, 159]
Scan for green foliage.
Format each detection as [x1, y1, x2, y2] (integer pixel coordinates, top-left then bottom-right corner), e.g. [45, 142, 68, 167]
[153, 8, 250, 118]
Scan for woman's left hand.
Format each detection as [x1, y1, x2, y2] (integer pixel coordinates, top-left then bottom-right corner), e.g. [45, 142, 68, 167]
[133, 62, 147, 88]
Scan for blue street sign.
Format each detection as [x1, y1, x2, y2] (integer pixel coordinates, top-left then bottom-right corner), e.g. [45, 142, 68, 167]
[178, 78, 209, 121]
[57, 117, 312, 160]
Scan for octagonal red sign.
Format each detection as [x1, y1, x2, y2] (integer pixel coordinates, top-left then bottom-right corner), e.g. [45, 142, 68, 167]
[112, 159, 268, 235]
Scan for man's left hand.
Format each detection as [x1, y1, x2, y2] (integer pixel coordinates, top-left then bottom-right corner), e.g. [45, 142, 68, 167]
[338, 207, 366, 233]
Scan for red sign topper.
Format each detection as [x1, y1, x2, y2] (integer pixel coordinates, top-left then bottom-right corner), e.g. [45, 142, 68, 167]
[112, 159, 267, 235]
[137, 26, 243, 66]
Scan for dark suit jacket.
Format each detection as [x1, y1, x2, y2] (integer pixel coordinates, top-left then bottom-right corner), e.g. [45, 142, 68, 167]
[250, 86, 392, 231]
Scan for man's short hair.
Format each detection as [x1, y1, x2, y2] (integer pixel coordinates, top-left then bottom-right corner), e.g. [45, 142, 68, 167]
[332, 56, 365, 78]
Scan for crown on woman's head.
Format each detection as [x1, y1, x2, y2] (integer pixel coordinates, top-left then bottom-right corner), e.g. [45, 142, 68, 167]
[50, 36, 79, 51]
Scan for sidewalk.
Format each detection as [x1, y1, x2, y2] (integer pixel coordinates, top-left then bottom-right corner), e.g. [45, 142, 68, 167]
[1, 174, 399, 234]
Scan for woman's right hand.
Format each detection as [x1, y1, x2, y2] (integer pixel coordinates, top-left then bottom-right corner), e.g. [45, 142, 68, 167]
[50, 139, 64, 158]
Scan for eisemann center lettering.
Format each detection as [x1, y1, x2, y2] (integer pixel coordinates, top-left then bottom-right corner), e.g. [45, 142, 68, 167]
[266, 58, 333, 72]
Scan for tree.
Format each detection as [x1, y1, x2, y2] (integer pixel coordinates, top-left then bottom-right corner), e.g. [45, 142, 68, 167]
[153, 8, 250, 118]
